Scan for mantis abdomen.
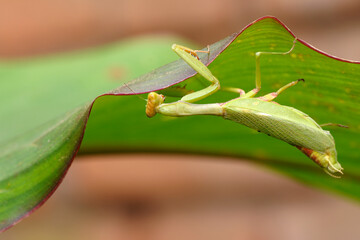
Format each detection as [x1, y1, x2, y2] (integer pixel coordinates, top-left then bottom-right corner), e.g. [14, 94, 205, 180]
[223, 98, 334, 151]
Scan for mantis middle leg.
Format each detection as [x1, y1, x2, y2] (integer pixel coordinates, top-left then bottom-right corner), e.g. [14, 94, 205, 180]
[243, 37, 298, 99]
[257, 78, 304, 102]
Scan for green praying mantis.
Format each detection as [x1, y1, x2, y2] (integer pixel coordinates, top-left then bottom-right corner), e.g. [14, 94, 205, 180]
[145, 39, 346, 178]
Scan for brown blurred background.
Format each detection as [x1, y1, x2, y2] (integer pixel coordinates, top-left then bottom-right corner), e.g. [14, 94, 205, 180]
[2, 0, 360, 239]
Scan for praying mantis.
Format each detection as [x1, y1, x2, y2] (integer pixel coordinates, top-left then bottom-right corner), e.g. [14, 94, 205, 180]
[145, 39, 345, 177]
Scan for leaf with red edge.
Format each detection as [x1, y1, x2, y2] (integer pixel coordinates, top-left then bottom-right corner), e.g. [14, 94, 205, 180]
[1, 16, 360, 232]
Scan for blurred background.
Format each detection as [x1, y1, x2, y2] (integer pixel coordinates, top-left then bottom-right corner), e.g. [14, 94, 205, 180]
[2, 0, 360, 239]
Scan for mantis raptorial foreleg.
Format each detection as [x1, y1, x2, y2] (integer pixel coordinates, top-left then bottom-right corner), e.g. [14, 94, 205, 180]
[172, 44, 220, 103]
[258, 78, 304, 102]
[176, 45, 246, 97]
[175, 44, 210, 60]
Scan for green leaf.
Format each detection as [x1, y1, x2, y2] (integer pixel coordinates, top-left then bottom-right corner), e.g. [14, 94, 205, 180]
[1, 16, 360, 231]
[0, 36, 192, 231]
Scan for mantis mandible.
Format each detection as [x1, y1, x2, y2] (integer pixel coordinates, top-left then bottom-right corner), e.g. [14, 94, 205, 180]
[145, 40, 344, 177]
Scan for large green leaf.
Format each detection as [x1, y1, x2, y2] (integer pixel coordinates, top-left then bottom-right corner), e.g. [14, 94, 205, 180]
[0, 36, 192, 231]
[1, 16, 360, 231]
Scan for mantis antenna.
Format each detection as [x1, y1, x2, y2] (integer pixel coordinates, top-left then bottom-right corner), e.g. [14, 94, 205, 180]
[121, 83, 147, 102]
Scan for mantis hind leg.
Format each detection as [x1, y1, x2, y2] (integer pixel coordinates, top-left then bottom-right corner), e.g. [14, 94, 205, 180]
[320, 123, 349, 128]
[258, 78, 304, 102]
[244, 37, 298, 99]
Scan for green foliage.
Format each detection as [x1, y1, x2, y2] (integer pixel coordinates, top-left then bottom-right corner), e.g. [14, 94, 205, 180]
[0, 36, 187, 231]
[1, 17, 359, 231]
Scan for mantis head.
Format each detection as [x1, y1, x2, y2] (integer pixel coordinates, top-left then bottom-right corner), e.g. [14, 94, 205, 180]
[146, 92, 165, 118]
